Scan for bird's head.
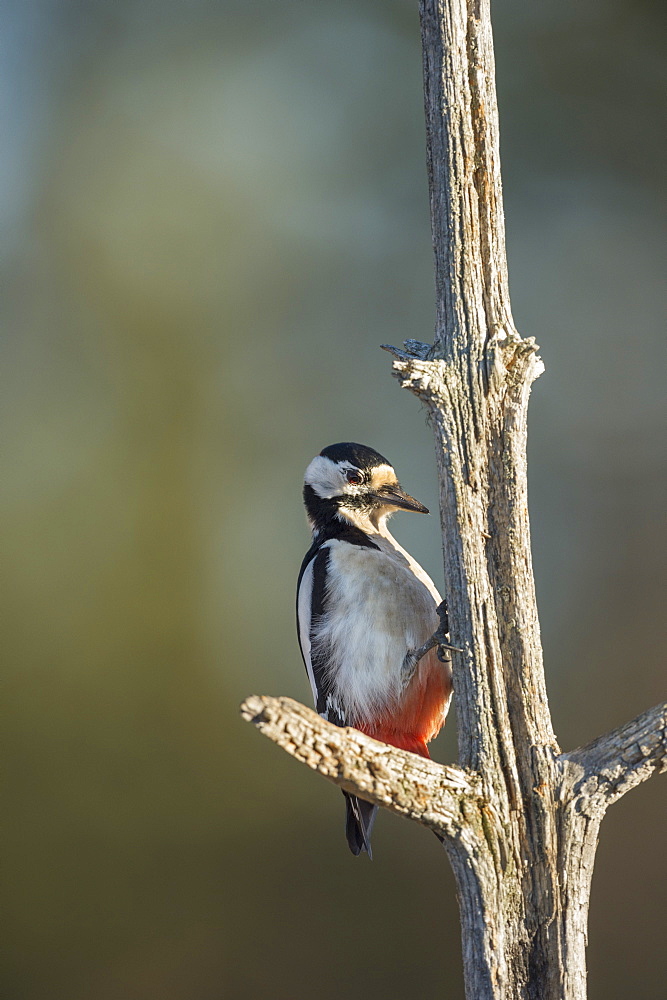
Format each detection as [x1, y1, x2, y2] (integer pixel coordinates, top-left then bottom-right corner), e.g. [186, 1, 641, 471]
[303, 442, 429, 532]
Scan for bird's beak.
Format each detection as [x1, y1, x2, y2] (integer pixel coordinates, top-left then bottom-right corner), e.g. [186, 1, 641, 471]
[372, 486, 429, 514]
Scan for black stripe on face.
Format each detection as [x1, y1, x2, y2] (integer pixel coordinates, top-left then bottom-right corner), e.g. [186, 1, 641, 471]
[303, 485, 383, 547]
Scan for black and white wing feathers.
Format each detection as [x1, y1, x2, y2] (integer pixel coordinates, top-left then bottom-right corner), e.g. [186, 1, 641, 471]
[296, 543, 340, 720]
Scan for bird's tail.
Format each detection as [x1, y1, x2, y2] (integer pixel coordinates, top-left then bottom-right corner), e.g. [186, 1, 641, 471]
[343, 792, 378, 858]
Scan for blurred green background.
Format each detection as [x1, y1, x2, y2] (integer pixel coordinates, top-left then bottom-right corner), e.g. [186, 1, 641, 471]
[1, 1, 665, 998]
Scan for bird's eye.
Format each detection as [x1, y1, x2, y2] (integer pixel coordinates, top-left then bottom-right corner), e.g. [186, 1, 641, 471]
[346, 470, 362, 485]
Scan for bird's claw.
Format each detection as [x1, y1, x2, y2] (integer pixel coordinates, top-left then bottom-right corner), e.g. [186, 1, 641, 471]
[402, 599, 462, 682]
[436, 600, 450, 636]
[434, 600, 464, 656]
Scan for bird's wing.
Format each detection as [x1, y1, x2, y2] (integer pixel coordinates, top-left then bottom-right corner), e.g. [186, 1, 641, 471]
[296, 543, 344, 723]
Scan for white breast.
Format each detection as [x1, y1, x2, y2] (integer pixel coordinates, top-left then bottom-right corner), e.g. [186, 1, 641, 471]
[311, 536, 440, 725]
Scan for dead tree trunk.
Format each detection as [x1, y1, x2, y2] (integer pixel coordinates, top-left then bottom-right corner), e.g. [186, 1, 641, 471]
[241, 2, 666, 997]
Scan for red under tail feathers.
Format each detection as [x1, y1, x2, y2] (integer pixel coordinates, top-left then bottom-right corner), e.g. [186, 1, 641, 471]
[360, 727, 431, 759]
[362, 655, 450, 758]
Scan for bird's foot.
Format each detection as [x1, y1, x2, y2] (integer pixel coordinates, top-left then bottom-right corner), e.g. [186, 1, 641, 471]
[433, 600, 463, 658]
[401, 601, 462, 687]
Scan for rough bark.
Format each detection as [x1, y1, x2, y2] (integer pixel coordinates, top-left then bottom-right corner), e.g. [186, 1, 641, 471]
[241, 2, 666, 997]
[241, 696, 666, 999]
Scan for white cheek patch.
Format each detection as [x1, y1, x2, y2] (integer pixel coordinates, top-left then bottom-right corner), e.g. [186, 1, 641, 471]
[304, 455, 354, 499]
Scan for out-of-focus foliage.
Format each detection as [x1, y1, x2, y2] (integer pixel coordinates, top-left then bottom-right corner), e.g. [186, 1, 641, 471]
[1, 2, 664, 998]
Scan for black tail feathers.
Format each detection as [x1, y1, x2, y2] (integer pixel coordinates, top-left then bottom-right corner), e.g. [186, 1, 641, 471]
[343, 792, 378, 858]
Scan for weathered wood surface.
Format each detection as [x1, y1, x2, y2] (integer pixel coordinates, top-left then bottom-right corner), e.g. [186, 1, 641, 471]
[240, 695, 480, 833]
[241, 695, 666, 999]
[242, 2, 666, 997]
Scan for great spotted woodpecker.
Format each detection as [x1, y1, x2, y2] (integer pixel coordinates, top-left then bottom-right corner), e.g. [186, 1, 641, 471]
[296, 442, 453, 857]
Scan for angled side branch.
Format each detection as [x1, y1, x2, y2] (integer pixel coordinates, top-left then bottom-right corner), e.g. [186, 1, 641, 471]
[564, 701, 667, 807]
[241, 695, 481, 837]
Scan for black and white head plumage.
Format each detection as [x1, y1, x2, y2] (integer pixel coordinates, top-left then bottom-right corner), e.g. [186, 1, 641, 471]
[303, 442, 428, 536]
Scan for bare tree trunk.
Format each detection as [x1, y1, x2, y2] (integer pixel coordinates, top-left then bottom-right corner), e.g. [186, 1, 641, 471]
[241, 2, 667, 997]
